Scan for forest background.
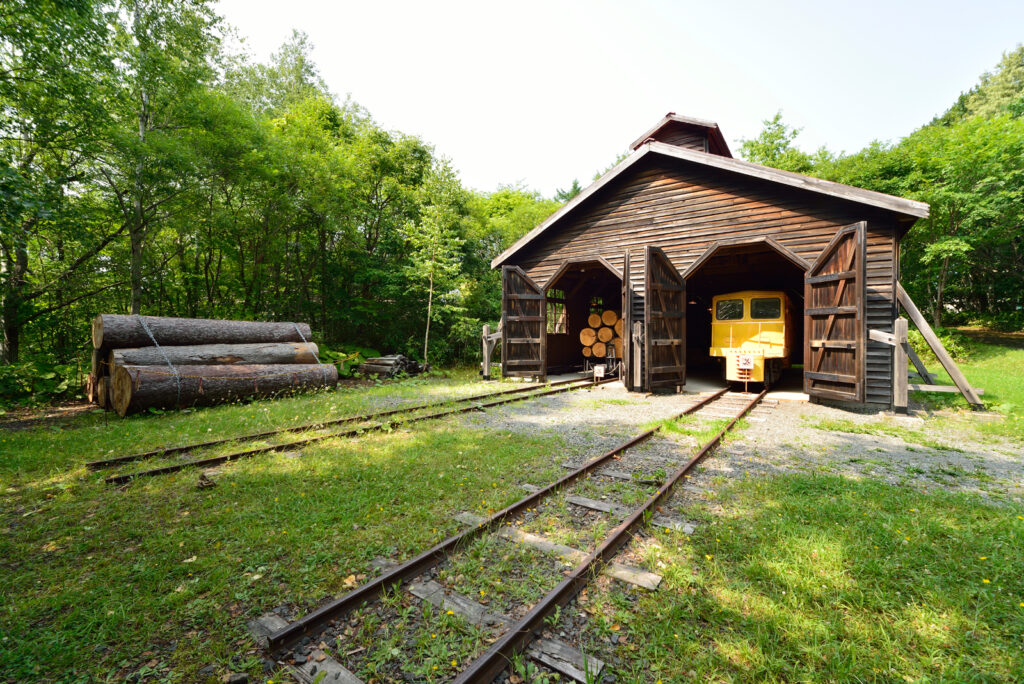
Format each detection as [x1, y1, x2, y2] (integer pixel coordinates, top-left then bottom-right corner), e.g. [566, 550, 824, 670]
[2, 0, 1022, 405]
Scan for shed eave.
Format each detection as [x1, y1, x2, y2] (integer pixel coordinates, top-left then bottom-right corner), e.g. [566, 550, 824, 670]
[490, 141, 930, 269]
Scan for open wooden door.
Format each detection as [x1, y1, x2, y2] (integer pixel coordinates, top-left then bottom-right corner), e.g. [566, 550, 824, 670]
[804, 222, 866, 402]
[644, 246, 686, 391]
[501, 266, 546, 379]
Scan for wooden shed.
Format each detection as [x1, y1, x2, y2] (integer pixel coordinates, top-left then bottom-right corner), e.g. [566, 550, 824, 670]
[492, 113, 930, 408]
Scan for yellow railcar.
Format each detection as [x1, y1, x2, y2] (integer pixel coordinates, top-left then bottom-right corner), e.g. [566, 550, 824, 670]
[710, 290, 793, 386]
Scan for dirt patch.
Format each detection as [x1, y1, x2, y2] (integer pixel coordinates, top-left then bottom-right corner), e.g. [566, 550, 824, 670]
[0, 401, 97, 431]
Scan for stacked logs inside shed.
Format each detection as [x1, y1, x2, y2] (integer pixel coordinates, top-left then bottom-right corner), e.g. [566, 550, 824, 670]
[579, 309, 623, 360]
[87, 314, 337, 416]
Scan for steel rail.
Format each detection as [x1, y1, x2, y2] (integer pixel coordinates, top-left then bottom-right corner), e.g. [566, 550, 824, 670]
[451, 389, 767, 683]
[264, 387, 728, 654]
[105, 378, 614, 486]
[87, 377, 588, 470]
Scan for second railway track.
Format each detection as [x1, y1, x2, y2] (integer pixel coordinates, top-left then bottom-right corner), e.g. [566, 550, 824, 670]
[101, 376, 608, 486]
[255, 387, 768, 683]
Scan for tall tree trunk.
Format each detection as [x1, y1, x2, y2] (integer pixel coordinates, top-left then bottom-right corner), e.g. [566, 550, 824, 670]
[423, 269, 434, 365]
[130, 6, 149, 315]
[933, 254, 950, 329]
[1, 231, 29, 364]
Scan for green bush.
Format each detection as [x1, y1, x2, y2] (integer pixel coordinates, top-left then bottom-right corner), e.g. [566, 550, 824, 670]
[908, 327, 971, 362]
[0, 361, 81, 408]
[318, 344, 380, 377]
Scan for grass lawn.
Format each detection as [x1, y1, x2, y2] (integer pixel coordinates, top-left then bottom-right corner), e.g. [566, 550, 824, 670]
[0, 371, 568, 682]
[910, 328, 1024, 443]
[603, 474, 1024, 682]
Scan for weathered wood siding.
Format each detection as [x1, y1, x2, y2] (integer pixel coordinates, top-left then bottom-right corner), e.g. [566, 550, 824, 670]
[651, 127, 707, 152]
[514, 157, 902, 406]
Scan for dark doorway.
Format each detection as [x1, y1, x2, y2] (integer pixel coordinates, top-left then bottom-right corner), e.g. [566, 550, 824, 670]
[683, 240, 806, 379]
[544, 259, 622, 373]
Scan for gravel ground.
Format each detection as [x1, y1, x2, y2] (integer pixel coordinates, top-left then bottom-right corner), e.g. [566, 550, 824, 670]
[682, 400, 1024, 507]
[458, 382, 1023, 506]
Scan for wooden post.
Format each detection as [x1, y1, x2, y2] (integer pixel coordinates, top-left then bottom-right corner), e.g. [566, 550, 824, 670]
[893, 317, 908, 413]
[631, 321, 643, 390]
[481, 324, 491, 379]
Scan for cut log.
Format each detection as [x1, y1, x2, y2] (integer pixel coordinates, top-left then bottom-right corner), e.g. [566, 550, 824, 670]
[110, 364, 338, 417]
[110, 342, 318, 367]
[597, 326, 613, 343]
[355, 354, 423, 378]
[587, 313, 602, 328]
[582, 346, 593, 358]
[579, 328, 597, 346]
[91, 348, 108, 377]
[601, 310, 618, 326]
[96, 376, 110, 409]
[592, 341, 607, 357]
[614, 319, 624, 337]
[612, 338, 623, 357]
[92, 314, 312, 349]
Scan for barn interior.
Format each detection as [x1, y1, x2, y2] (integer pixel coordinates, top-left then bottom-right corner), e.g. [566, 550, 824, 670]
[543, 260, 623, 374]
[684, 241, 806, 383]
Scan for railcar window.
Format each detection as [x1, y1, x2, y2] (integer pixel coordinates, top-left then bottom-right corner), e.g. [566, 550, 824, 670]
[751, 297, 781, 319]
[715, 299, 743, 320]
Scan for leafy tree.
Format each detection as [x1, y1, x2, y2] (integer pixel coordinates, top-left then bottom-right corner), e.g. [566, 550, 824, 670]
[737, 111, 813, 173]
[0, 0, 117, 362]
[101, 0, 221, 314]
[966, 45, 1024, 118]
[555, 178, 582, 202]
[405, 162, 465, 365]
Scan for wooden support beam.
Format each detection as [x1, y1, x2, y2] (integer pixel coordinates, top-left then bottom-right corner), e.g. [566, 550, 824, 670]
[897, 284, 983, 408]
[909, 384, 985, 395]
[905, 344, 934, 385]
[869, 329, 896, 346]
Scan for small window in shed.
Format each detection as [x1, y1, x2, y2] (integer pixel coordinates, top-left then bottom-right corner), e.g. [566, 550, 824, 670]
[750, 297, 782, 320]
[716, 299, 743, 321]
[547, 289, 566, 334]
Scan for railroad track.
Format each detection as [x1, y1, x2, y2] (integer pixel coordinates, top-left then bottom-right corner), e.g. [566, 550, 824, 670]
[99, 376, 609, 486]
[254, 388, 767, 683]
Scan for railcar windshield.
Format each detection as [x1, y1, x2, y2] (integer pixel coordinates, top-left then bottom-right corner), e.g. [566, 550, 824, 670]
[750, 297, 782, 320]
[715, 299, 743, 321]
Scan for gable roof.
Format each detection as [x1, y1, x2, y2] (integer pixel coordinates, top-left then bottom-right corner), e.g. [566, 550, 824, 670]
[629, 112, 732, 157]
[491, 140, 929, 269]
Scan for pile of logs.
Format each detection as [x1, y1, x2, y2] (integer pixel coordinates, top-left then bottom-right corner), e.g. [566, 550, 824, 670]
[579, 310, 623, 359]
[87, 314, 337, 417]
[356, 355, 425, 378]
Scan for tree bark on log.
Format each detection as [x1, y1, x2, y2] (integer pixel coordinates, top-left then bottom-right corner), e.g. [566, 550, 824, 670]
[92, 314, 312, 349]
[110, 363, 338, 417]
[110, 342, 319, 367]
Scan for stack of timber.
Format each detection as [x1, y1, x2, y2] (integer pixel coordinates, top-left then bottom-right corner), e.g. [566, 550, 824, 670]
[579, 310, 624, 360]
[355, 354, 425, 378]
[87, 314, 337, 417]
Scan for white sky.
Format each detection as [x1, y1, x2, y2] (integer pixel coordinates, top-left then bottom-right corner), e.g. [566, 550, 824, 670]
[216, 0, 1024, 197]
